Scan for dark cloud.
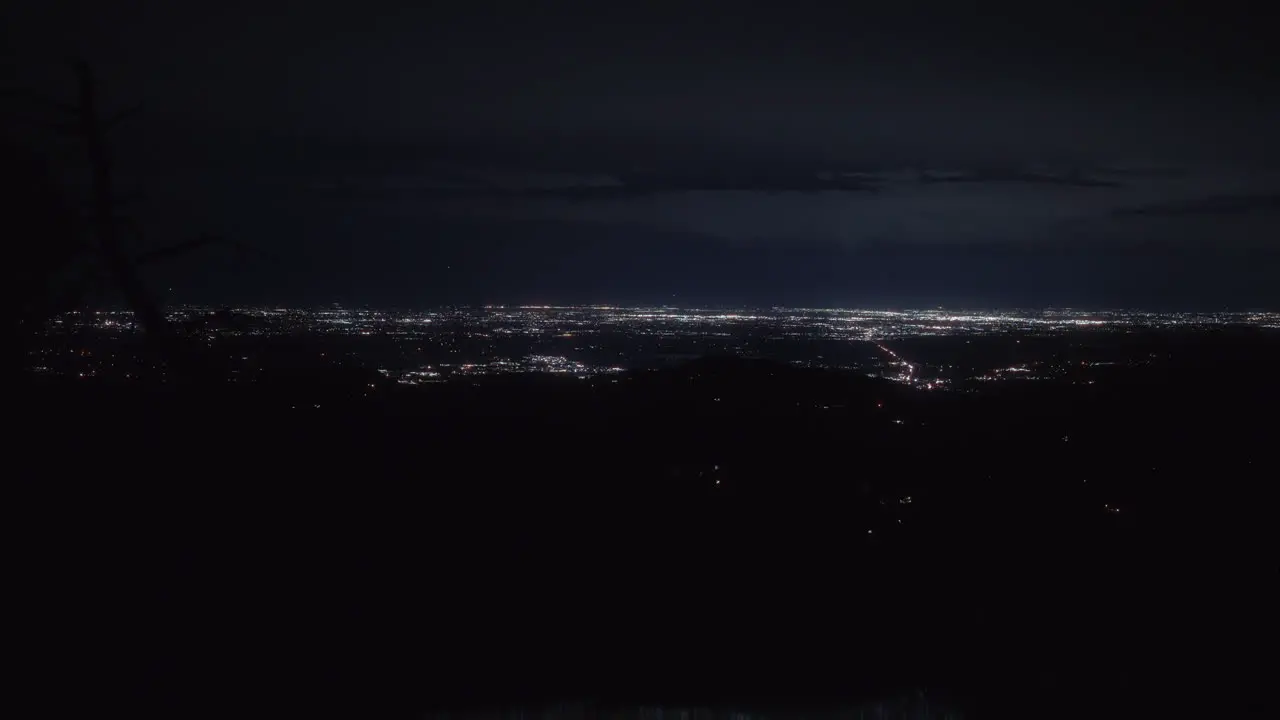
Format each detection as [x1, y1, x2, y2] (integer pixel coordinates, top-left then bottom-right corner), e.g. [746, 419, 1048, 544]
[1112, 194, 1280, 218]
[305, 168, 881, 202]
[917, 169, 1124, 188]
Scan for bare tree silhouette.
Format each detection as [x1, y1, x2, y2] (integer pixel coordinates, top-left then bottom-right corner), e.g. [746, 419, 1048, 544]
[68, 61, 172, 338]
[0, 139, 97, 372]
[3, 61, 270, 378]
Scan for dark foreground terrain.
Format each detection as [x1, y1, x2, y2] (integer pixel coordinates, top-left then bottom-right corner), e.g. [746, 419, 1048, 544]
[11, 330, 1278, 719]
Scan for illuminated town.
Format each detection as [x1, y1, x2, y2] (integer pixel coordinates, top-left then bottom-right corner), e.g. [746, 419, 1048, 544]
[32, 304, 1280, 388]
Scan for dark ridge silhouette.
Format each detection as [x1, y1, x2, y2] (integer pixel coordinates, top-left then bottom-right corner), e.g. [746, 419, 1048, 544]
[12, 332, 1276, 719]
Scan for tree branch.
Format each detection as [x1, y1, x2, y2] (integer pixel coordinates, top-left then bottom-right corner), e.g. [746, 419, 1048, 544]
[52, 119, 87, 135]
[103, 102, 144, 132]
[0, 88, 78, 115]
[123, 219, 277, 266]
[73, 59, 171, 339]
[134, 234, 220, 265]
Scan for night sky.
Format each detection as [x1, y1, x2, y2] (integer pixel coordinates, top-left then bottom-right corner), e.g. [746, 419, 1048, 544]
[4, 0, 1279, 308]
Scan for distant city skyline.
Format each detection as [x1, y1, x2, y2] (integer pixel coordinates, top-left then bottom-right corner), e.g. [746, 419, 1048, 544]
[41, 304, 1280, 387]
